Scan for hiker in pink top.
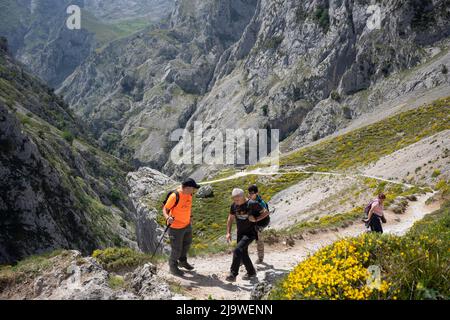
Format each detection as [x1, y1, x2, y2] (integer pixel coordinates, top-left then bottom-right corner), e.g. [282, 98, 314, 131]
[364, 193, 387, 233]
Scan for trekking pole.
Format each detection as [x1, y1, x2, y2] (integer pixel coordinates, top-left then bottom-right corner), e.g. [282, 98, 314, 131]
[151, 218, 174, 260]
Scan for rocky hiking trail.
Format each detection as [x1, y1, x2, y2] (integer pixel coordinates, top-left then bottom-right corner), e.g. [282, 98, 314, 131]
[158, 168, 440, 300]
[199, 166, 417, 189]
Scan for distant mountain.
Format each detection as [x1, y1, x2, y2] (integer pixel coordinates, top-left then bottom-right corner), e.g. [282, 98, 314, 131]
[0, 0, 174, 87]
[84, 0, 174, 23]
[60, 0, 450, 178]
[59, 0, 259, 170]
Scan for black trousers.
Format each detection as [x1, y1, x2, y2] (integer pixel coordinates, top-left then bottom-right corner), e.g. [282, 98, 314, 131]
[168, 224, 192, 269]
[369, 216, 383, 233]
[230, 233, 256, 276]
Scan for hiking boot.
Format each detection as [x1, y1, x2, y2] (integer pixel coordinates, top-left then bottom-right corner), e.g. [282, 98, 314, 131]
[178, 260, 194, 271]
[256, 258, 264, 264]
[170, 267, 185, 277]
[242, 273, 257, 280]
[225, 273, 237, 282]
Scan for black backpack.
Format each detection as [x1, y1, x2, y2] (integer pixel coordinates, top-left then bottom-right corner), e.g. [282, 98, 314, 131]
[162, 190, 180, 212]
[363, 199, 376, 219]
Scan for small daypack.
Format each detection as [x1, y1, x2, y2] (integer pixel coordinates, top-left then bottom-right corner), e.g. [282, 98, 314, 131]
[257, 195, 269, 212]
[363, 199, 376, 219]
[162, 190, 180, 212]
[248, 199, 271, 228]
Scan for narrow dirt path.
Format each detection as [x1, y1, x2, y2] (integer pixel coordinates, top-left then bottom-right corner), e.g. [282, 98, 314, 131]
[158, 193, 440, 300]
[199, 166, 418, 190]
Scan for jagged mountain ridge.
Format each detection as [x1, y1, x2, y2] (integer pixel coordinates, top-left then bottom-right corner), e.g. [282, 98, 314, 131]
[59, 0, 450, 179]
[59, 0, 259, 169]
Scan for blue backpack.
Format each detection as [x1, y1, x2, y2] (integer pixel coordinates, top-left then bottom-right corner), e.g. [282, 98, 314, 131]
[256, 195, 269, 211]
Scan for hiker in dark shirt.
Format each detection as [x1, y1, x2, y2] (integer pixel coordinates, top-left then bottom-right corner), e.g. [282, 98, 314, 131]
[225, 188, 269, 282]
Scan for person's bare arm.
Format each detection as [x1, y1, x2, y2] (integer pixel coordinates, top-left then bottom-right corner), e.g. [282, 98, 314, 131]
[366, 206, 375, 221]
[226, 214, 235, 243]
[255, 209, 270, 222]
[249, 208, 269, 222]
[162, 207, 174, 225]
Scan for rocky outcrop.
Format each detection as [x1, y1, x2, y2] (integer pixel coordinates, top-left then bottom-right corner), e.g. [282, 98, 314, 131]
[171, 0, 450, 175]
[196, 185, 214, 198]
[127, 167, 178, 254]
[0, 0, 95, 88]
[0, 49, 137, 264]
[0, 103, 95, 263]
[389, 196, 409, 214]
[0, 250, 178, 300]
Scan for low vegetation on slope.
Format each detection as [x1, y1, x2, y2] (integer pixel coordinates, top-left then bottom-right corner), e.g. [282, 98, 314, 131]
[270, 201, 450, 300]
[92, 247, 154, 272]
[281, 97, 450, 170]
[82, 10, 155, 50]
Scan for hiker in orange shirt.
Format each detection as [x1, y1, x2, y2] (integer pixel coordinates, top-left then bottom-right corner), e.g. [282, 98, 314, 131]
[163, 178, 200, 276]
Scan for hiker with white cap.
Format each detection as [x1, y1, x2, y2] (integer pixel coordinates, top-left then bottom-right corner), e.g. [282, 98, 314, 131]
[225, 188, 269, 282]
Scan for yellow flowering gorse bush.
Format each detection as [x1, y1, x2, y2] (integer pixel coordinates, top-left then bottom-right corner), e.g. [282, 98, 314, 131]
[280, 235, 392, 300]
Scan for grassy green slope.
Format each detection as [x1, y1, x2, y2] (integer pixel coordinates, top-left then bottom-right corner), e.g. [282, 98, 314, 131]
[82, 10, 154, 50]
[280, 97, 450, 170]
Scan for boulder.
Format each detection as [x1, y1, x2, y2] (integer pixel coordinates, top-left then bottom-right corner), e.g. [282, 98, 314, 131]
[389, 197, 409, 214]
[127, 167, 177, 254]
[196, 185, 214, 198]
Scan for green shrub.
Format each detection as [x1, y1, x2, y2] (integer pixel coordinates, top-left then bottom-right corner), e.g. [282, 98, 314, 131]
[435, 180, 449, 196]
[109, 187, 123, 204]
[62, 130, 75, 145]
[262, 105, 269, 117]
[108, 275, 125, 290]
[263, 36, 284, 50]
[314, 6, 330, 31]
[431, 169, 441, 178]
[92, 247, 152, 272]
[19, 115, 31, 125]
[330, 90, 341, 101]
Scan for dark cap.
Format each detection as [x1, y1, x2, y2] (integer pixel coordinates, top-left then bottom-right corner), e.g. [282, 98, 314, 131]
[182, 178, 201, 189]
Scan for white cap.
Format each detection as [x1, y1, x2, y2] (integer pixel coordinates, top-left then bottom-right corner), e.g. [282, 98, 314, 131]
[231, 188, 245, 197]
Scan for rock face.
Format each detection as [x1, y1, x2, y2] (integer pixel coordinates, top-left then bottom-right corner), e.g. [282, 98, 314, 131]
[251, 269, 287, 300]
[0, 0, 94, 88]
[58, 0, 450, 179]
[59, 0, 260, 169]
[0, 48, 136, 264]
[196, 185, 214, 198]
[0, 250, 176, 300]
[389, 196, 409, 214]
[127, 167, 178, 254]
